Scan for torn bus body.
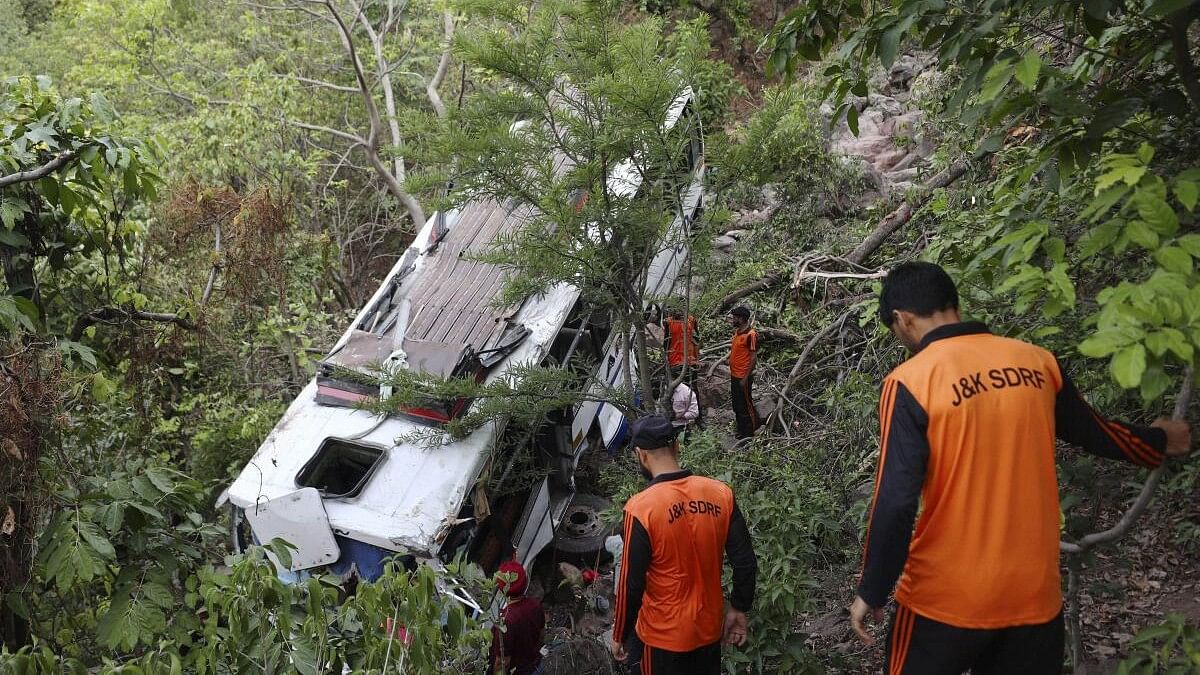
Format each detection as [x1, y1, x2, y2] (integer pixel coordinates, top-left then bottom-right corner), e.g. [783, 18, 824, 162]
[220, 89, 705, 589]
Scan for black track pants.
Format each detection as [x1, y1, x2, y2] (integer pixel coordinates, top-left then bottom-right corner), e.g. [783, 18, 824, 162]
[730, 374, 757, 439]
[636, 640, 720, 675]
[885, 604, 1064, 675]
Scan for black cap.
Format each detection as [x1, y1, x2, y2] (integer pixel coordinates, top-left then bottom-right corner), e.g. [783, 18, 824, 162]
[729, 306, 751, 319]
[629, 415, 678, 450]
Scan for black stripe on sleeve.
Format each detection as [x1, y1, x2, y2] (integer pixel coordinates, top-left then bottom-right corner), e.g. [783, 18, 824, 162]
[857, 381, 929, 609]
[1054, 364, 1166, 468]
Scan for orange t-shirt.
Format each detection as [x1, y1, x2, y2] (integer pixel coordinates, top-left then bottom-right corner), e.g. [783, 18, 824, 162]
[729, 328, 756, 379]
[665, 317, 699, 367]
[620, 476, 734, 651]
[881, 332, 1063, 628]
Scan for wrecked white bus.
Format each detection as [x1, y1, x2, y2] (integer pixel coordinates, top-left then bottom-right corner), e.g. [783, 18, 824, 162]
[218, 90, 705, 596]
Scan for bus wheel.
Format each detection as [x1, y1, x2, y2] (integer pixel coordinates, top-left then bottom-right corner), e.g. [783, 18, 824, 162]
[552, 493, 613, 561]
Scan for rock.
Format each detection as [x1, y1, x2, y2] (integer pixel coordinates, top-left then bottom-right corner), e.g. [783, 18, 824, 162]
[712, 235, 737, 250]
[734, 208, 771, 229]
[888, 152, 924, 174]
[724, 229, 750, 241]
[753, 396, 775, 422]
[887, 110, 924, 136]
[888, 54, 929, 91]
[873, 148, 909, 173]
[831, 134, 894, 161]
[867, 93, 903, 118]
[887, 180, 916, 195]
[697, 370, 730, 408]
[885, 166, 921, 183]
[908, 68, 942, 101]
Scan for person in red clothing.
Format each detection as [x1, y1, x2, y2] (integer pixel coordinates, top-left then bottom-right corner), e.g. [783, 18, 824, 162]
[611, 416, 757, 675]
[850, 262, 1192, 674]
[664, 306, 700, 371]
[490, 560, 545, 675]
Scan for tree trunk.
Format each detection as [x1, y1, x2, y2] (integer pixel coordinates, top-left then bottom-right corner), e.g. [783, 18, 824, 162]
[632, 321, 656, 414]
[620, 327, 635, 409]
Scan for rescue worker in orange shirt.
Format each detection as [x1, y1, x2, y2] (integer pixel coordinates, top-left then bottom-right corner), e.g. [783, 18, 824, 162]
[727, 306, 758, 439]
[664, 306, 700, 372]
[851, 262, 1192, 674]
[611, 416, 757, 675]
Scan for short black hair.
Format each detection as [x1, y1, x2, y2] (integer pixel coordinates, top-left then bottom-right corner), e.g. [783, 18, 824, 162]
[879, 262, 959, 327]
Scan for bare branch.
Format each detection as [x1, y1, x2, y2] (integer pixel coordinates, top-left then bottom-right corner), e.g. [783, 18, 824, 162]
[290, 75, 359, 93]
[324, 0, 426, 228]
[0, 151, 77, 189]
[202, 221, 223, 305]
[71, 307, 199, 341]
[426, 8, 455, 119]
[287, 119, 367, 146]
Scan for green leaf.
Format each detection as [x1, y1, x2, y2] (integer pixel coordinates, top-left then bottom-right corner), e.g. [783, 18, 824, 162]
[846, 105, 859, 136]
[0, 230, 30, 247]
[146, 468, 176, 494]
[91, 372, 116, 403]
[1177, 234, 1200, 257]
[1174, 179, 1198, 212]
[1137, 143, 1155, 164]
[1079, 329, 1132, 357]
[1087, 99, 1143, 138]
[1083, 185, 1130, 221]
[878, 22, 904, 69]
[0, 199, 29, 230]
[1015, 51, 1041, 90]
[1155, 246, 1193, 274]
[77, 521, 116, 560]
[1136, 196, 1180, 235]
[1140, 366, 1171, 401]
[979, 60, 1015, 104]
[1126, 220, 1159, 249]
[1111, 343, 1147, 389]
[1079, 219, 1123, 258]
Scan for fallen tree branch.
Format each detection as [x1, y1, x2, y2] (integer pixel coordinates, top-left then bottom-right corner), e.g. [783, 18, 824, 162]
[70, 307, 199, 341]
[772, 310, 854, 427]
[715, 271, 784, 314]
[756, 326, 804, 342]
[714, 161, 970, 314]
[845, 160, 969, 265]
[0, 151, 77, 189]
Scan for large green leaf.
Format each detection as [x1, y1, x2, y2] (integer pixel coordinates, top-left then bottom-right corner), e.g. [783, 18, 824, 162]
[1155, 246, 1193, 274]
[1136, 195, 1179, 235]
[1111, 343, 1147, 389]
[1174, 179, 1198, 212]
[1015, 51, 1041, 90]
[1079, 329, 1132, 357]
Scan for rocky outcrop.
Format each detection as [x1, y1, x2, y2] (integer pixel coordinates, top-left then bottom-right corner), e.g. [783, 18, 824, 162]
[827, 54, 938, 199]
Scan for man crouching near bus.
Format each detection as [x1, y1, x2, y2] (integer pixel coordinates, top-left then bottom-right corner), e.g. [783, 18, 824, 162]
[610, 416, 758, 674]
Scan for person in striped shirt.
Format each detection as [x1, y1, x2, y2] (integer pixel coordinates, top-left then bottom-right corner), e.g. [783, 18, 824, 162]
[851, 262, 1191, 674]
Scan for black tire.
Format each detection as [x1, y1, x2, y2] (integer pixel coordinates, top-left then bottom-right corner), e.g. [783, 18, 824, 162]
[552, 492, 614, 558]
